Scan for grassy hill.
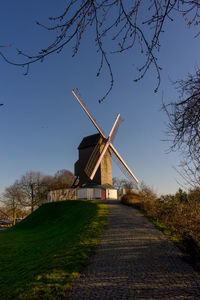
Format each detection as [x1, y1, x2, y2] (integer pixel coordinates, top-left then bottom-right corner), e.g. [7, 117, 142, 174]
[0, 200, 108, 300]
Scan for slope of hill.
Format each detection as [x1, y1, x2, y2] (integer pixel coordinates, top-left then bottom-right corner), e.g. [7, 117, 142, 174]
[0, 200, 108, 300]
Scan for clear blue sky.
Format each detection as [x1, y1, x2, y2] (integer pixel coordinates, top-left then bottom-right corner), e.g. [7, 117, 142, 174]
[0, 1, 199, 195]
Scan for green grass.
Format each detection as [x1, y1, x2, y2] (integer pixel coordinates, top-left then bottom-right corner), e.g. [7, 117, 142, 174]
[0, 200, 108, 300]
[146, 216, 180, 242]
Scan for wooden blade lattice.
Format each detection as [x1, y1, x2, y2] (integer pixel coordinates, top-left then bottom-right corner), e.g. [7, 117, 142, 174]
[84, 138, 106, 178]
[111, 149, 138, 184]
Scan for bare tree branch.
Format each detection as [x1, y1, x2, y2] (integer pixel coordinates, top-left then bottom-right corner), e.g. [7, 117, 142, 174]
[163, 68, 200, 188]
[163, 68, 200, 160]
[173, 157, 200, 189]
[1, 1, 200, 101]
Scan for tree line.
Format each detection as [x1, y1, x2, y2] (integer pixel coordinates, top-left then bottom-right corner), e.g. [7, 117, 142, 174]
[0, 169, 75, 225]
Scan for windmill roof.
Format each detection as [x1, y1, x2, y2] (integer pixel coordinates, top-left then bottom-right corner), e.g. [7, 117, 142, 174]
[78, 133, 101, 149]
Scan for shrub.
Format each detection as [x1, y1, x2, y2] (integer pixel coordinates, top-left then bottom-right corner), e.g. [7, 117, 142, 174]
[138, 183, 158, 217]
[138, 186, 200, 246]
[121, 192, 141, 206]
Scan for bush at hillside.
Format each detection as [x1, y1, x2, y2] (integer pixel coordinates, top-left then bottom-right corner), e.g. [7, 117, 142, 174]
[121, 191, 141, 206]
[130, 185, 200, 268]
[139, 187, 200, 244]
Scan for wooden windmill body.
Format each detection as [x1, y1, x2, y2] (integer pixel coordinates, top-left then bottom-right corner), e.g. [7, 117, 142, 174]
[75, 133, 112, 186]
[72, 89, 138, 188]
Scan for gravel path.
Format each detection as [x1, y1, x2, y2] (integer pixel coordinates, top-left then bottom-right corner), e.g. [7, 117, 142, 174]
[63, 201, 200, 299]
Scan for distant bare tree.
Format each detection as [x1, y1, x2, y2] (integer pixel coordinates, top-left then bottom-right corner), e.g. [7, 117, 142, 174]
[0, 207, 10, 220]
[1, 169, 75, 215]
[139, 182, 157, 203]
[18, 171, 47, 212]
[40, 170, 75, 191]
[2, 183, 22, 225]
[113, 177, 137, 195]
[41, 174, 54, 190]
[52, 169, 75, 189]
[1, 1, 200, 101]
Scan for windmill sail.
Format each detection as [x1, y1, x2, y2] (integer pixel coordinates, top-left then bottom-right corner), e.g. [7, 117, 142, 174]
[72, 89, 139, 184]
[72, 88, 105, 137]
[109, 144, 139, 183]
[84, 137, 106, 178]
[110, 115, 123, 143]
[111, 149, 138, 183]
[89, 114, 121, 180]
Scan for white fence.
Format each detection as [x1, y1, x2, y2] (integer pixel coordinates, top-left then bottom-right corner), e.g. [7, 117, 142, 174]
[48, 188, 118, 202]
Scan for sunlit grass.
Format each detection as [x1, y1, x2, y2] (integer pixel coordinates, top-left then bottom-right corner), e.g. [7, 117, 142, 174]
[146, 216, 180, 242]
[0, 200, 108, 300]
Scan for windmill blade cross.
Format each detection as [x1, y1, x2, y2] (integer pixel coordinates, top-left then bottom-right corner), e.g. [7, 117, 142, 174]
[90, 114, 121, 180]
[72, 89, 139, 184]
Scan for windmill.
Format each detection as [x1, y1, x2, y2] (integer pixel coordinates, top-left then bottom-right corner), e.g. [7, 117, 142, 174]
[72, 88, 138, 187]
